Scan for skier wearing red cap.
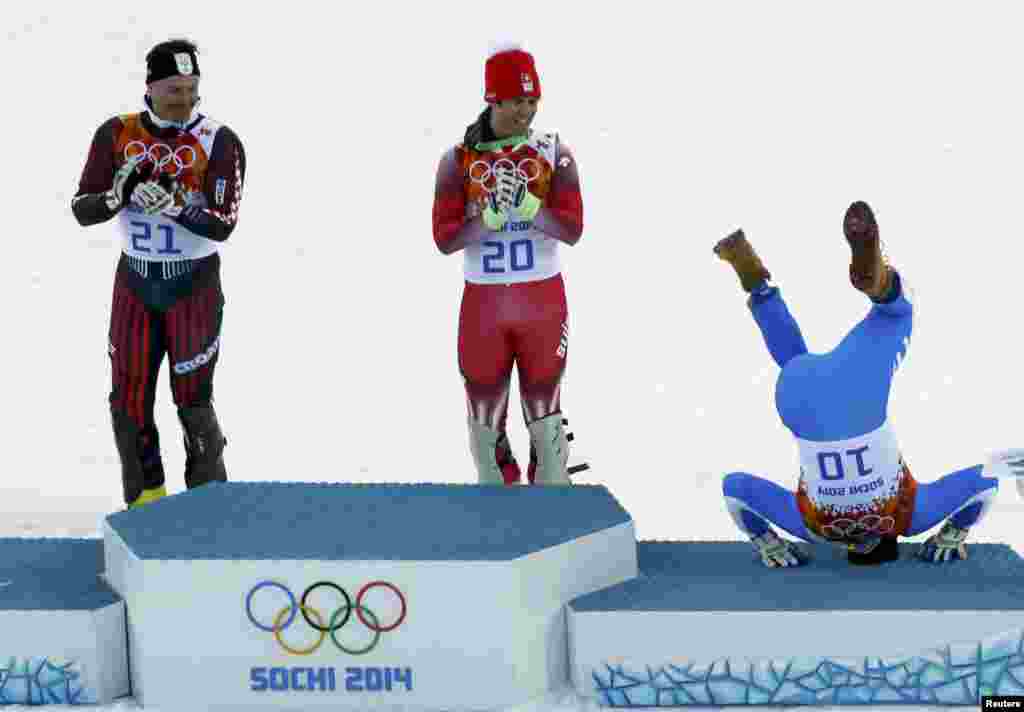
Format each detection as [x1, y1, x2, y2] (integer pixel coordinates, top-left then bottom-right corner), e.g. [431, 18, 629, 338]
[432, 42, 585, 486]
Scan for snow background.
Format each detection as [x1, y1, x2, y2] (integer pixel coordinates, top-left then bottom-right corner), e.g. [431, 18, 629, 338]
[2, 1, 1023, 709]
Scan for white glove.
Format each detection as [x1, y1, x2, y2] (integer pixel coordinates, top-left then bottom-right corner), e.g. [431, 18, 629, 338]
[917, 521, 969, 563]
[981, 448, 1024, 500]
[105, 154, 151, 211]
[493, 161, 541, 220]
[983, 448, 1024, 478]
[131, 181, 176, 216]
[492, 163, 520, 214]
[751, 530, 808, 568]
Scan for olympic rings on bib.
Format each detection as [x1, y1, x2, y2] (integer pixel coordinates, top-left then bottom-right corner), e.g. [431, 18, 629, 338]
[124, 140, 196, 178]
[245, 580, 407, 656]
[821, 514, 895, 541]
[469, 157, 541, 194]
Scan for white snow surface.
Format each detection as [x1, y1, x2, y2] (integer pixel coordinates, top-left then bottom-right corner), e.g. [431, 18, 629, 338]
[4, 1, 1024, 710]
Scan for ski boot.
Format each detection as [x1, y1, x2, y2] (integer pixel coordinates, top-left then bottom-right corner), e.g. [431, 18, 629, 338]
[713, 229, 772, 293]
[843, 200, 894, 299]
[178, 404, 228, 490]
[111, 410, 167, 509]
[525, 416, 589, 484]
[468, 419, 522, 485]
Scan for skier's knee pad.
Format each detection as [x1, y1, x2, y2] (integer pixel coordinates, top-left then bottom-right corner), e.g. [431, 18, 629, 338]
[178, 404, 227, 489]
[111, 409, 165, 505]
[527, 412, 571, 486]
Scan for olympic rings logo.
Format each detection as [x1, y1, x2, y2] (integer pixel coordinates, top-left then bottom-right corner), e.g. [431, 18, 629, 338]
[468, 157, 540, 194]
[821, 514, 895, 541]
[124, 140, 196, 178]
[246, 580, 407, 656]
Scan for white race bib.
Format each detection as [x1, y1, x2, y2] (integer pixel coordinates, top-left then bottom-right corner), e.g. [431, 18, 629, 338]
[118, 210, 218, 262]
[463, 228, 560, 284]
[463, 129, 561, 285]
[116, 117, 223, 263]
[797, 420, 903, 516]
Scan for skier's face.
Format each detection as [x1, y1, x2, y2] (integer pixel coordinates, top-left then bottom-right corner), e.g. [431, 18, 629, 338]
[148, 76, 200, 124]
[490, 97, 538, 138]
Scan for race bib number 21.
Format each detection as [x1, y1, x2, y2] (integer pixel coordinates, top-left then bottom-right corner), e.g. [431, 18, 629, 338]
[130, 221, 182, 255]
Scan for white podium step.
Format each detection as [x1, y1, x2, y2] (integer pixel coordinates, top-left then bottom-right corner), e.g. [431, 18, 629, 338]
[569, 541, 1024, 707]
[0, 538, 128, 706]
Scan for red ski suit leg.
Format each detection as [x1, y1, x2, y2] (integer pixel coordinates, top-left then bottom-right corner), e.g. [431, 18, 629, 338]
[459, 274, 568, 482]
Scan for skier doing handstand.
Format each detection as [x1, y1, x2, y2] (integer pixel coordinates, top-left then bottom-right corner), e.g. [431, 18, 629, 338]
[714, 201, 1022, 567]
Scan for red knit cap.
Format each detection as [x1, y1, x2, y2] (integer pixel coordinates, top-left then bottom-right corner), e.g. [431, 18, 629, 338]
[484, 43, 541, 103]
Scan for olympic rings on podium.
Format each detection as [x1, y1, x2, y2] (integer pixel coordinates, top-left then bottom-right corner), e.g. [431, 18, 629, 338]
[245, 580, 407, 655]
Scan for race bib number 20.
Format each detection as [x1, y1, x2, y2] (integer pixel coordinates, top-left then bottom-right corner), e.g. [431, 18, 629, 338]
[482, 238, 535, 274]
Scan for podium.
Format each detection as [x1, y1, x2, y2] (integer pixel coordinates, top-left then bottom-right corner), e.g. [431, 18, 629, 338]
[568, 541, 1024, 706]
[102, 482, 636, 710]
[0, 539, 127, 705]
[5, 483, 1024, 708]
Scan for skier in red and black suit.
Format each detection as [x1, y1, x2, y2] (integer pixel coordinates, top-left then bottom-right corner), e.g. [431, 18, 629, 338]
[72, 39, 245, 508]
[432, 42, 586, 485]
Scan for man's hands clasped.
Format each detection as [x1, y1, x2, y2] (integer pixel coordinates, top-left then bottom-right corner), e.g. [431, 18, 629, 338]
[105, 155, 178, 217]
[481, 162, 540, 231]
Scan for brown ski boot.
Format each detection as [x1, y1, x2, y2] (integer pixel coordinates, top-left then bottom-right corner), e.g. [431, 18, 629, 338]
[713, 229, 772, 293]
[843, 201, 893, 299]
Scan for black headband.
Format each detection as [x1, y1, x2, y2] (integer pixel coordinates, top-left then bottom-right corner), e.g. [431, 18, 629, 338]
[146, 49, 200, 84]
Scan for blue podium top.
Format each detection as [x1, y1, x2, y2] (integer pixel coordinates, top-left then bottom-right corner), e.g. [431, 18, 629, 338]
[0, 538, 119, 611]
[570, 541, 1024, 612]
[0, 537, 104, 574]
[105, 482, 632, 561]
